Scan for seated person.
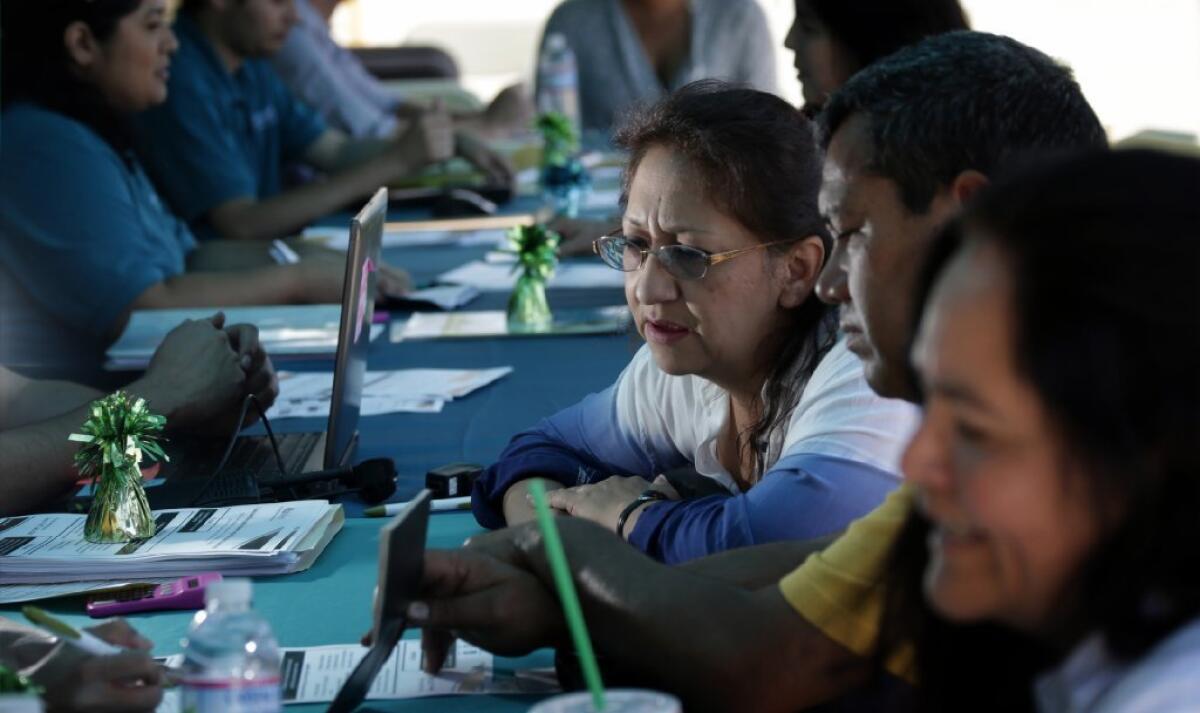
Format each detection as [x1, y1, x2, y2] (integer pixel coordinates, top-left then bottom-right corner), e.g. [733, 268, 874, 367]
[1, 616, 165, 713]
[473, 81, 919, 564]
[0, 313, 277, 517]
[785, 0, 968, 114]
[392, 32, 1111, 713]
[875, 149, 1200, 711]
[271, 0, 532, 140]
[539, 0, 778, 134]
[134, 0, 510, 242]
[407, 150, 1200, 713]
[0, 0, 407, 377]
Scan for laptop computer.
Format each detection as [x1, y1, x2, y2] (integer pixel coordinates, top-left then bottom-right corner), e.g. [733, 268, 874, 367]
[144, 189, 387, 508]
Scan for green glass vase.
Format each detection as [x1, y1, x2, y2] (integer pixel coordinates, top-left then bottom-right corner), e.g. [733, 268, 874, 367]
[84, 459, 156, 543]
[507, 273, 553, 332]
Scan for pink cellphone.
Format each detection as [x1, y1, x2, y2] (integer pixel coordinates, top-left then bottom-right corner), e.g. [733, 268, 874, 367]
[86, 573, 223, 617]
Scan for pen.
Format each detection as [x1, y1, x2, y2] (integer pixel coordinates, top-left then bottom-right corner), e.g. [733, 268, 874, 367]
[363, 495, 471, 517]
[22, 606, 121, 656]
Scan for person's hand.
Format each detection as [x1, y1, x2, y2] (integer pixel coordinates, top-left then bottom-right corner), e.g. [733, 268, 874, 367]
[43, 619, 164, 713]
[223, 321, 279, 423]
[134, 314, 247, 434]
[482, 83, 534, 134]
[86, 618, 153, 651]
[407, 548, 563, 674]
[542, 475, 656, 532]
[375, 261, 412, 299]
[392, 101, 455, 170]
[455, 130, 515, 188]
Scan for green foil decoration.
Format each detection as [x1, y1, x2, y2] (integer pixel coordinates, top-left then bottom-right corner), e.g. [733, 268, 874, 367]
[69, 392, 167, 544]
[536, 111, 579, 168]
[505, 224, 561, 332]
[0, 664, 43, 695]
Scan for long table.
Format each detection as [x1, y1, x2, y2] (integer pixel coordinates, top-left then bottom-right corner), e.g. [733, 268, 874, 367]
[0, 197, 631, 711]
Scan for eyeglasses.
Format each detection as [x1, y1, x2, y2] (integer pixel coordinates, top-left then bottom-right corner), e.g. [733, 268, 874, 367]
[592, 231, 802, 281]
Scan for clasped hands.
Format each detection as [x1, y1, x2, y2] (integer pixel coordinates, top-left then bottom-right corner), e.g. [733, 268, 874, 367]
[532, 474, 681, 536]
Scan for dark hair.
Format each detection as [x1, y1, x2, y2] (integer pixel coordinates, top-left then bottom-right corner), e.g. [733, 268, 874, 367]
[820, 31, 1108, 214]
[614, 80, 836, 480]
[879, 149, 1200, 711]
[801, 0, 968, 74]
[1, 0, 142, 152]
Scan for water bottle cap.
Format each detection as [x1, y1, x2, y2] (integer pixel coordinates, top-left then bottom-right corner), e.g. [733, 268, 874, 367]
[545, 33, 568, 52]
[205, 577, 252, 606]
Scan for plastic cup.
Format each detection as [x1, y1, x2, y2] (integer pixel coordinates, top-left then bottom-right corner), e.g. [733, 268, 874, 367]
[528, 689, 682, 713]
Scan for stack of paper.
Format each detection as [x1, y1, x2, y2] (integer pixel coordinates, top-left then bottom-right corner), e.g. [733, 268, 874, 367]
[156, 640, 557, 711]
[437, 260, 624, 290]
[0, 501, 343, 585]
[303, 226, 506, 251]
[394, 284, 479, 310]
[0, 578, 175, 605]
[267, 367, 514, 419]
[106, 305, 383, 370]
[394, 307, 630, 342]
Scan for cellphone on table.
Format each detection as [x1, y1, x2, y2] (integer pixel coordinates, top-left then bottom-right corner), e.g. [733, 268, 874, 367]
[85, 573, 223, 618]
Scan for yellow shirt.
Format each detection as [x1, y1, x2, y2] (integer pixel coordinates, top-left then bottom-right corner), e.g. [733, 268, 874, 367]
[778, 485, 916, 681]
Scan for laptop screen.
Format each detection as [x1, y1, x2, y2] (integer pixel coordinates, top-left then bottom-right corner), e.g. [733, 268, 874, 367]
[324, 188, 386, 468]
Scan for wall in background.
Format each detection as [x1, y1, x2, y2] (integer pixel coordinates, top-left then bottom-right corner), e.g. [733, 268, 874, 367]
[332, 0, 1200, 141]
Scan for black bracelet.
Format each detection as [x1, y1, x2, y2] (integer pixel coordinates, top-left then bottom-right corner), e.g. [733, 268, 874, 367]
[616, 489, 668, 540]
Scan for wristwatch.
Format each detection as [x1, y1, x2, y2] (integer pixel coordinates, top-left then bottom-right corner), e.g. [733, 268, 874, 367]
[616, 489, 669, 540]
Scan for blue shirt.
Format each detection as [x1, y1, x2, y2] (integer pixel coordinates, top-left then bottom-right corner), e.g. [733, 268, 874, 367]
[0, 103, 195, 375]
[473, 340, 919, 564]
[134, 15, 326, 240]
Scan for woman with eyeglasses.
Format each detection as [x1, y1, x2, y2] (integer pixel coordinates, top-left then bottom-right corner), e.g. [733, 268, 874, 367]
[471, 81, 918, 564]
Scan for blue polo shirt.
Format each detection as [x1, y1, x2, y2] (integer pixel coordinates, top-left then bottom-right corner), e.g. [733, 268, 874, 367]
[0, 103, 195, 376]
[134, 15, 326, 240]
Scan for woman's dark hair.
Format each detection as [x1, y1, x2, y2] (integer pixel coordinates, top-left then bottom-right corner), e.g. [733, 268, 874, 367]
[1, 0, 143, 151]
[613, 80, 835, 481]
[877, 149, 1200, 711]
[801, 0, 968, 75]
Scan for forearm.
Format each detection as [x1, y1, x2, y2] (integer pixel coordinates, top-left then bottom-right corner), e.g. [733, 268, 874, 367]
[130, 267, 308, 311]
[501, 478, 565, 525]
[209, 156, 405, 242]
[0, 404, 92, 515]
[519, 520, 866, 712]
[676, 536, 837, 590]
[0, 377, 102, 428]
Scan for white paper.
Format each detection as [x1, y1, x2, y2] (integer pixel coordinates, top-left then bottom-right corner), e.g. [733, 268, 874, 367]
[437, 261, 624, 291]
[394, 307, 629, 342]
[400, 284, 480, 310]
[0, 578, 174, 605]
[303, 226, 506, 250]
[266, 367, 512, 420]
[106, 306, 382, 369]
[0, 502, 342, 584]
[156, 641, 557, 711]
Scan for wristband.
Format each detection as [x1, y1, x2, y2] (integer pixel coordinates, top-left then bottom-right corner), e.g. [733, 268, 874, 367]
[616, 489, 668, 540]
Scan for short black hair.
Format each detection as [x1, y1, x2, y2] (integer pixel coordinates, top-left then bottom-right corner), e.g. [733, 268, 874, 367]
[802, 0, 969, 72]
[820, 30, 1108, 213]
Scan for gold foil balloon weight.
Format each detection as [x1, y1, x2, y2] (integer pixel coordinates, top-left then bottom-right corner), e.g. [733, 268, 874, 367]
[69, 392, 168, 543]
[505, 224, 561, 333]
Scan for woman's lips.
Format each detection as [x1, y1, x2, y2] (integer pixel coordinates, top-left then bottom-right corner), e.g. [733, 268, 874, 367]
[644, 318, 690, 345]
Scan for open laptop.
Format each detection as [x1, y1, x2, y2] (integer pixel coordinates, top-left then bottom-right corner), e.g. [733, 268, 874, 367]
[144, 189, 387, 508]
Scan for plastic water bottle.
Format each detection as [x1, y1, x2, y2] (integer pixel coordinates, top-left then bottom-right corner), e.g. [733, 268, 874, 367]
[537, 32, 581, 135]
[180, 579, 282, 713]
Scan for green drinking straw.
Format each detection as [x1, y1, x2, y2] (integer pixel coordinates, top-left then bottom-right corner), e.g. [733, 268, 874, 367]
[528, 479, 606, 712]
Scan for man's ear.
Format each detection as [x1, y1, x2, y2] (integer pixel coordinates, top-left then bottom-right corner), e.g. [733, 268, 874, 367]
[949, 169, 989, 206]
[63, 21, 101, 70]
[778, 235, 825, 309]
